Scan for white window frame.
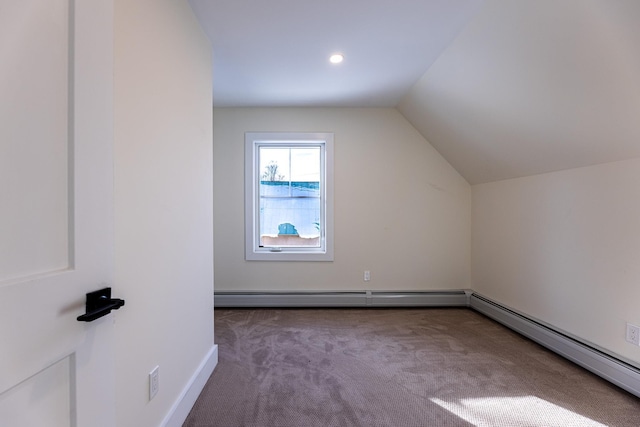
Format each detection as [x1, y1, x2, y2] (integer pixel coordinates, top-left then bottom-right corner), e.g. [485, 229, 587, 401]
[245, 132, 334, 261]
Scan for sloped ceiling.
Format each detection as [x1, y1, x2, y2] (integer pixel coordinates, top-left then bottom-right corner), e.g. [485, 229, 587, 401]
[399, 0, 640, 184]
[190, 0, 640, 185]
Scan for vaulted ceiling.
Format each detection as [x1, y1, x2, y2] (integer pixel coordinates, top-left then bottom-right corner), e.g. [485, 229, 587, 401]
[189, 0, 640, 184]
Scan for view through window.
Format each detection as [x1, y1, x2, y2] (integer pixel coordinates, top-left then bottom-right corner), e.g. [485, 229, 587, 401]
[245, 133, 333, 261]
[259, 146, 321, 248]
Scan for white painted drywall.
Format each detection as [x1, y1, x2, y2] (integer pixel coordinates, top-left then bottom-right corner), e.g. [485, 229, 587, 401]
[472, 158, 640, 364]
[399, 0, 640, 185]
[113, 1, 214, 425]
[213, 107, 470, 292]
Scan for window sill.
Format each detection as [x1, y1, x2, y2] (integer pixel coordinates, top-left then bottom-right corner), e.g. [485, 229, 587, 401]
[246, 248, 333, 262]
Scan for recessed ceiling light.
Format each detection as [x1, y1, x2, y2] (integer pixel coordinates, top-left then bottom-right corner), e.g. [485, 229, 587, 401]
[329, 54, 344, 64]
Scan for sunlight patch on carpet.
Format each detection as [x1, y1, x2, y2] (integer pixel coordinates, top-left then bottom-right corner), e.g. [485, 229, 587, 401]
[430, 396, 606, 427]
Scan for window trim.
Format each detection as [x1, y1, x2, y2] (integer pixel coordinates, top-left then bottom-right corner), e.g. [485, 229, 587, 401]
[245, 132, 334, 261]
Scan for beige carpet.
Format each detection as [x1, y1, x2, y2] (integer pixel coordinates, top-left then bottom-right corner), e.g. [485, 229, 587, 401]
[183, 308, 640, 427]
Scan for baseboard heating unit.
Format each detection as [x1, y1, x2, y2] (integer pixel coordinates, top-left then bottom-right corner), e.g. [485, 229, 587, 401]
[469, 293, 640, 399]
[214, 289, 640, 399]
[214, 290, 469, 308]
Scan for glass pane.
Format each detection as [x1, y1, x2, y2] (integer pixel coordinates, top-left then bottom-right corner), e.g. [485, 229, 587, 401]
[258, 146, 321, 247]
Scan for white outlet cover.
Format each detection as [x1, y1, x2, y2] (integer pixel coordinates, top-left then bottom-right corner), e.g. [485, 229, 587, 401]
[625, 323, 640, 346]
[149, 366, 159, 400]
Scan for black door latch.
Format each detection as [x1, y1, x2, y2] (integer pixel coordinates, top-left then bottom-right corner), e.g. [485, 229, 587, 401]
[77, 287, 125, 322]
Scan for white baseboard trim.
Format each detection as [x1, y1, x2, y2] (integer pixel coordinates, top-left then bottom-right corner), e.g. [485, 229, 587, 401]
[470, 293, 640, 398]
[214, 290, 468, 307]
[162, 344, 218, 427]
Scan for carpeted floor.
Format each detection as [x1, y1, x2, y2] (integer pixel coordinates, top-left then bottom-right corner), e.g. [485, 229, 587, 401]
[183, 308, 640, 427]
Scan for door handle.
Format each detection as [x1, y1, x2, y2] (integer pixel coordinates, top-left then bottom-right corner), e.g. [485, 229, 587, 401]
[77, 287, 125, 322]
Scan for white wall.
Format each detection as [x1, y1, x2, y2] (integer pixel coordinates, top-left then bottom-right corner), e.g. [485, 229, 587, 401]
[398, 1, 640, 185]
[114, 1, 214, 425]
[472, 158, 640, 364]
[214, 108, 470, 292]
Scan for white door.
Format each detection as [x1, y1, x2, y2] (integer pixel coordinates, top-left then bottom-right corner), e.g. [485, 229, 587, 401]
[0, 1, 115, 426]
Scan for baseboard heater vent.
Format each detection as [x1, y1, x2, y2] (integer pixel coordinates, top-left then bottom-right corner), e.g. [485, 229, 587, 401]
[470, 293, 640, 399]
[214, 290, 468, 308]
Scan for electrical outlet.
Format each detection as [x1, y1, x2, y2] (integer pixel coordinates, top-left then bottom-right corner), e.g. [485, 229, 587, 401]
[149, 366, 159, 400]
[364, 270, 370, 282]
[626, 323, 640, 346]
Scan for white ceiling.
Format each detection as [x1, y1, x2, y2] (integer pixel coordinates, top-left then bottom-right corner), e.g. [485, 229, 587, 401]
[399, 0, 640, 184]
[189, 0, 640, 184]
[188, 0, 482, 107]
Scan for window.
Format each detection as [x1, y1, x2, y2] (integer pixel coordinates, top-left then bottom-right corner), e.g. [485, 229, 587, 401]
[245, 132, 334, 261]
